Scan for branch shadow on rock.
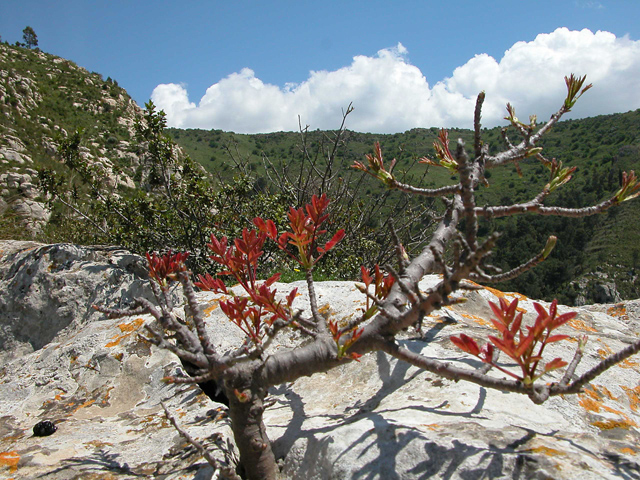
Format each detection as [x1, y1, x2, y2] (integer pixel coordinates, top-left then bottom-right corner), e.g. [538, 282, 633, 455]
[269, 346, 490, 475]
[37, 448, 146, 478]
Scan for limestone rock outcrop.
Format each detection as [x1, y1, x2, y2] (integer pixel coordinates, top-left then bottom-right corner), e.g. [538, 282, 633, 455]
[1, 43, 142, 236]
[1, 240, 640, 479]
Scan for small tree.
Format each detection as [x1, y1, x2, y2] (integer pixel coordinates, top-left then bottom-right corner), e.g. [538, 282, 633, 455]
[98, 76, 640, 479]
[22, 26, 37, 49]
[39, 102, 289, 274]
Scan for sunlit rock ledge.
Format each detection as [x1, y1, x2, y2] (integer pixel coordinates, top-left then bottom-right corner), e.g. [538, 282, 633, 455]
[1, 240, 639, 479]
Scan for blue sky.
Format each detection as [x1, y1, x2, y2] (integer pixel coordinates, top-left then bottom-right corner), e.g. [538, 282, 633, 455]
[1, 1, 640, 133]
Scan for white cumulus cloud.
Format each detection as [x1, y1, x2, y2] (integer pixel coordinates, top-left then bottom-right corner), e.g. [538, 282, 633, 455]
[152, 29, 640, 133]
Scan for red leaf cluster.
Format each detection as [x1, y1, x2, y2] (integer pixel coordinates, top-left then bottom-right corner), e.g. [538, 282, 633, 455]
[451, 298, 576, 385]
[195, 195, 345, 346]
[254, 193, 345, 270]
[358, 265, 395, 320]
[201, 228, 296, 344]
[328, 319, 364, 361]
[146, 251, 189, 285]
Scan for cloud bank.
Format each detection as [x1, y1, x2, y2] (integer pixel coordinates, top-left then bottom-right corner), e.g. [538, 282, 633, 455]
[152, 28, 640, 133]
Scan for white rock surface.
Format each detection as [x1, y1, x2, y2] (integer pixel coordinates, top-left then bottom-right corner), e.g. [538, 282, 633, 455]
[1, 241, 640, 479]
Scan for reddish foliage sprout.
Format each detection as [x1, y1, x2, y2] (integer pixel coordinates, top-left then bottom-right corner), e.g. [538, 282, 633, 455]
[451, 298, 577, 385]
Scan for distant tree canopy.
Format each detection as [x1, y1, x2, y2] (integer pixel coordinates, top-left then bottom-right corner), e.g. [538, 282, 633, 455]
[22, 26, 37, 49]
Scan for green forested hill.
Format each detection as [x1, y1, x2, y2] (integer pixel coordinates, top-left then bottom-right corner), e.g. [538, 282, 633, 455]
[169, 110, 640, 304]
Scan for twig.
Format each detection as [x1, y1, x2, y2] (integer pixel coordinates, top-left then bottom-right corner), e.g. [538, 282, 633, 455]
[160, 401, 241, 480]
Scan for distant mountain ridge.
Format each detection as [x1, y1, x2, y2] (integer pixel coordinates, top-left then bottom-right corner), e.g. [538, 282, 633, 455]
[1, 41, 639, 304]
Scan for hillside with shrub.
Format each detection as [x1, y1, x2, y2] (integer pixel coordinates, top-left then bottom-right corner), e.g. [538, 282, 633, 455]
[168, 111, 640, 304]
[1, 41, 639, 304]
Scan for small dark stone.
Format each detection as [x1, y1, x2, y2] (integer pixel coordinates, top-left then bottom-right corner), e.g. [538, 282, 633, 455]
[33, 420, 57, 436]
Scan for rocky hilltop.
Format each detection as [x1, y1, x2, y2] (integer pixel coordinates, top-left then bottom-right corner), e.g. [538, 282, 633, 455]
[1, 240, 640, 479]
[0, 42, 143, 235]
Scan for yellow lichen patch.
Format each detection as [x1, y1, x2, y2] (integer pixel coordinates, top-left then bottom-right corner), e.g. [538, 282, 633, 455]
[105, 336, 123, 348]
[592, 419, 636, 430]
[117, 317, 145, 333]
[127, 413, 170, 434]
[620, 357, 639, 369]
[607, 304, 627, 318]
[509, 292, 530, 303]
[621, 386, 640, 412]
[482, 286, 528, 308]
[527, 446, 564, 456]
[421, 423, 441, 431]
[578, 395, 602, 413]
[204, 303, 218, 315]
[72, 399, 96, 413]
[105, 318, 145, 347]
[578, 385, 621, 414]
[598, 385, 618, 401]
[318, 304, 332, 316]
[619, 447, 636, 455]
[204, 298, 228, 316]
[460, 312, 491, 327]
[579, 384, 637, 427]
[0, 451, 19, 473]
[567, 317, 598, 333]
[483, 286, 506, 299]
[85, 440, 114, 449]
[98, 386, 114, 407]
[596, 342, 614, 359]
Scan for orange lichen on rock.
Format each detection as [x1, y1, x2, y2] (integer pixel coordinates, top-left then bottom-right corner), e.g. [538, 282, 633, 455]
[72, 398, 96, 413]
[204, 298, 228, 316]
[579, 385, 637, 429]
[607, 304, 627, 318]
[116, 318, 145, 333]
[511, 293, 530, 303]
[597, 342, 614, 359]
[482, 286, 528, 310]
[85, 440, 114, 449]
[527, 445, 564, 456]
[420, 423, 441, 431]
[0, 451, 19, 473]
[460, 312, 491, 327]
[567, 317, 598, 333]
[622, 386, 640, 412]
[203, 303, 218, 315]
[619, 447, 636, 455]
[620, 357, 639, 369]
[483, 286, 506, 299]
[578, 385, 621, 413]
[592, 419, 636, 430]
[105, 318, 145, 347]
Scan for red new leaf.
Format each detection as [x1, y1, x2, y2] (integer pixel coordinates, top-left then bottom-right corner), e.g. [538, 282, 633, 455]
[450, 334, 481, 356]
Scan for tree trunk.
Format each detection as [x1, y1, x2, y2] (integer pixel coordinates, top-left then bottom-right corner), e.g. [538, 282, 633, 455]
[226, 386, 277, 480]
